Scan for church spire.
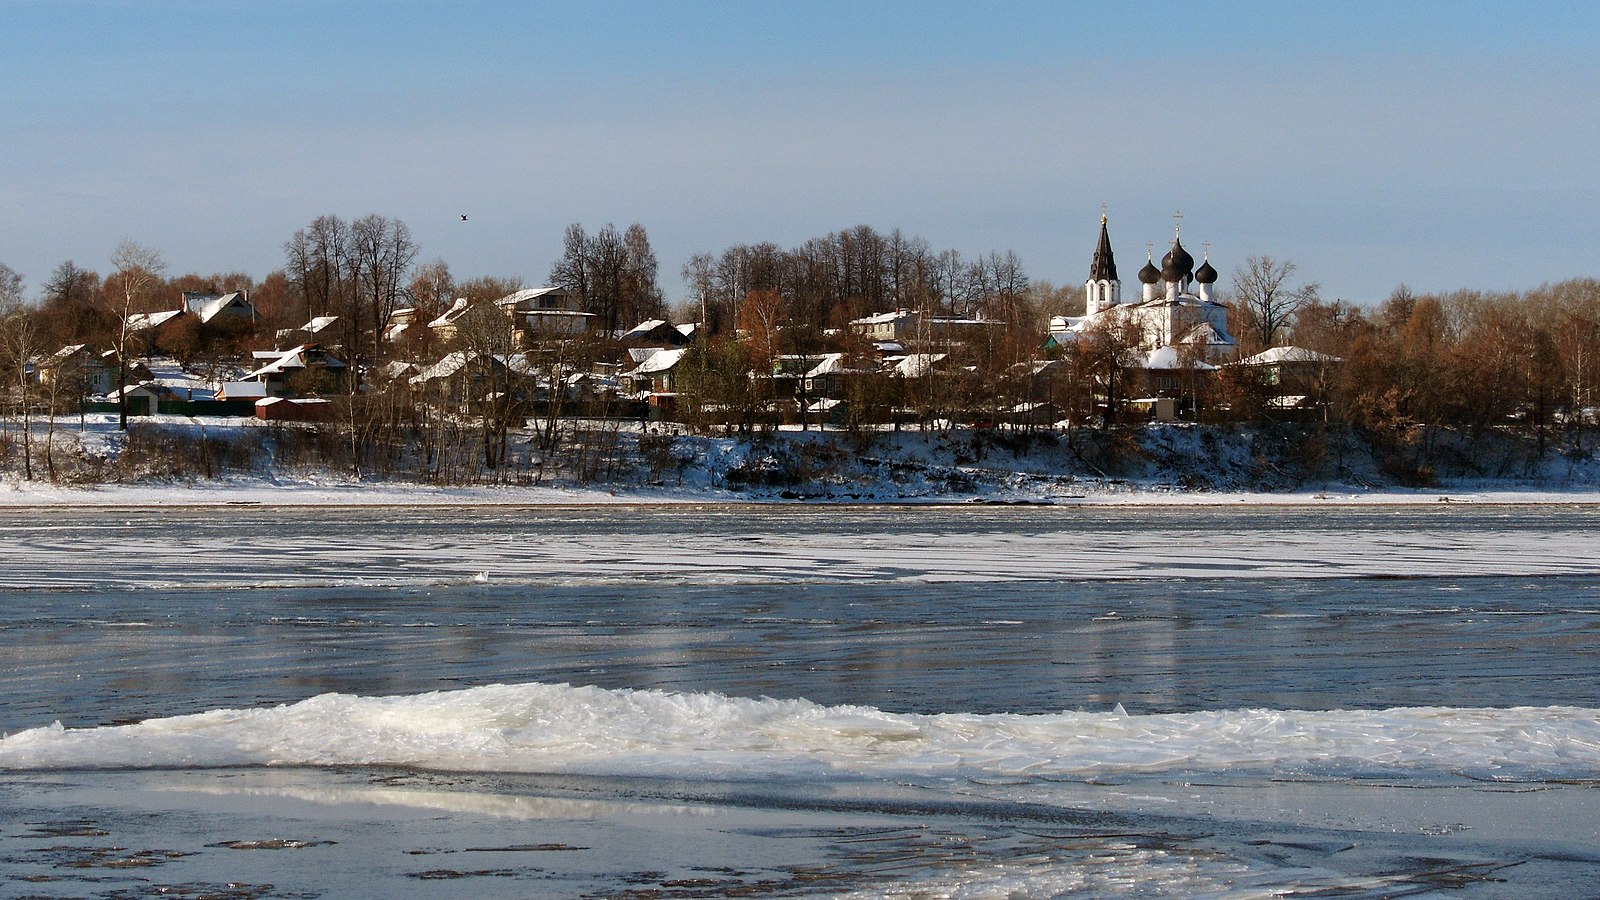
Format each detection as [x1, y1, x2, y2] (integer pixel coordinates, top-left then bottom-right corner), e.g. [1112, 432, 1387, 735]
[1083, 208, 1122, 315]
[1089, 209, 1118, 282]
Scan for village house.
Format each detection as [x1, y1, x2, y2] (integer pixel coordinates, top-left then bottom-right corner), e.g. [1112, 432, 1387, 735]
[618, 318, 691, 349]
[426, 287, 595, 348]
[497, 286, 595, 343]
[124, 309, 187, 351]
[182, 291, 257, 326]
[407, 350, 522, 412]
[255, 396, 333, 422]
[426, 298, 479, 343]
[232, 343, 346, 398]
[851, 309, 1003, 351]
[625, 347, 689, 395]
[277, 315, 340, 349]
[382, 309, 414, 343]
[850, 309, 918, 343]
[1129, 345, 1219, 421]
[107, 380, 185, 416]
[34, 345, 115, 396]
[802, 352, 878, 398]
[1230, 345, 1345, 418]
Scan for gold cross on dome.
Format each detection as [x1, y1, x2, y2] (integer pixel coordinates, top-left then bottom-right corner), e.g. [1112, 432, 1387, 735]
[1173, 210, 1183, 236]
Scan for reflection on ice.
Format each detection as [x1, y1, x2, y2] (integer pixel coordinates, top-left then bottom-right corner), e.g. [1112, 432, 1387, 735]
[5, 682, 1598, 782]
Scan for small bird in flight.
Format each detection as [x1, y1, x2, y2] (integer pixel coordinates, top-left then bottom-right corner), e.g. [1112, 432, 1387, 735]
[460, 214, 468, 221]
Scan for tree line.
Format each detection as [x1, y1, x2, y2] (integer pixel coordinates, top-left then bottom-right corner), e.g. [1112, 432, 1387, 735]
[1, 216, 1597, 488]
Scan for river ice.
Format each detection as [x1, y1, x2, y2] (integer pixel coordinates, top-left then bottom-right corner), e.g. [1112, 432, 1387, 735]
[2, 504, 1598, 897]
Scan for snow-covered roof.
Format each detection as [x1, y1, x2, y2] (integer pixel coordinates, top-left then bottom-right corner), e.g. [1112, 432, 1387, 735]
[126, 309, 184, 331]
[628, 347, 663, 364]
[894, 353, 947, 378]
[1047, 315, 1086, 334]
[409, 351, 474, 384]
[195, 292, 253, 324]
[927, 316, 998, 327]
[255, 396, 330, 408]
[304, 315, 339, 334]
[42, 344, 94, 367]
[248, 344, 343, 378]
[620, 319, 668, 339]
[503, 353, 534, 376]
[374, 360, 418, 380]
[109, 380, 179, 399]
[628, 348, 688, 376]
[219, 381, 268, 400]
[1235, 346, 1344, 366]
[1176, 321, 1236, 349]
[1144, 346, 1218, 371]
[428, 298, 474, 328]
[851, 310, 915, 327]
[804, 353, 873, 379]
[523, 309, 594, 318]
[495, 286, 568, 309]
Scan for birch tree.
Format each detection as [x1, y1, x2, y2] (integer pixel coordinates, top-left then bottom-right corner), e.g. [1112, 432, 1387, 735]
[109, 241, 166, 430]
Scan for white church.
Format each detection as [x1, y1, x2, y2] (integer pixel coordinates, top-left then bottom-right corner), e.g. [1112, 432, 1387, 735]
[1048, 212, 1237, 362]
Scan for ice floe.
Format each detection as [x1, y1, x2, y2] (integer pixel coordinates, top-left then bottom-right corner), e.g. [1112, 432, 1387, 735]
[4, 682, 1597, 781]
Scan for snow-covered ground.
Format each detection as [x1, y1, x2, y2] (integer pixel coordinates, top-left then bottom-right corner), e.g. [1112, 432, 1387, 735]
[3, 470, 1598, 508]
[4, 410, 1600, 510]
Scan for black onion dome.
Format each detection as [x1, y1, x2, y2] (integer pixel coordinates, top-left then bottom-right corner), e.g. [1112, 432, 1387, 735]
[1138, 257, 1161, 284]
[1194, 258, 1218, 284]
[1160, 238, 1194, 282]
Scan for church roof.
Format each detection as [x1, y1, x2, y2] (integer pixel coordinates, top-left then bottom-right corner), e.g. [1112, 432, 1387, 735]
[1088, 215, 1118, 282]
[1195, 258, 1218, 284]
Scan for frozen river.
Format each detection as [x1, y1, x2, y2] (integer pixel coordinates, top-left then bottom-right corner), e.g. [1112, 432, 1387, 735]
[2, 503, 1599, 896]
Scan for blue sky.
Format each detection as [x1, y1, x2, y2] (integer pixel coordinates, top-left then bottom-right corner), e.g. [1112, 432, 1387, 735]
[3, 1, 1597, 305]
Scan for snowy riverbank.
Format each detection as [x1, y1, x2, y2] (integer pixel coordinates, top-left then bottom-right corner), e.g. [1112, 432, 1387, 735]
[4, 413, 1600, 507]
[4, 476, 1600, 508]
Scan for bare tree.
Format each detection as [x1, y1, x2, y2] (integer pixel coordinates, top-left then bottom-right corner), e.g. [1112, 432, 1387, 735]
[1077, 315, 1146, 428]
[40, 260, 108, 347]
[0, 264, 40, 478]
[468, 303, 519, 473]
[551, 222, 664, 336]
[109, 240, 166, 430]
[349, 214, 419, 363]
[284, 215, 351, 325]
[1231, 256, 1318, 352]
[407, 258, 454, 322]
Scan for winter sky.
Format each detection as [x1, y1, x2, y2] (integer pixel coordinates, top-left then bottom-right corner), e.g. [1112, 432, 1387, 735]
[3, 1, 1597, 306]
